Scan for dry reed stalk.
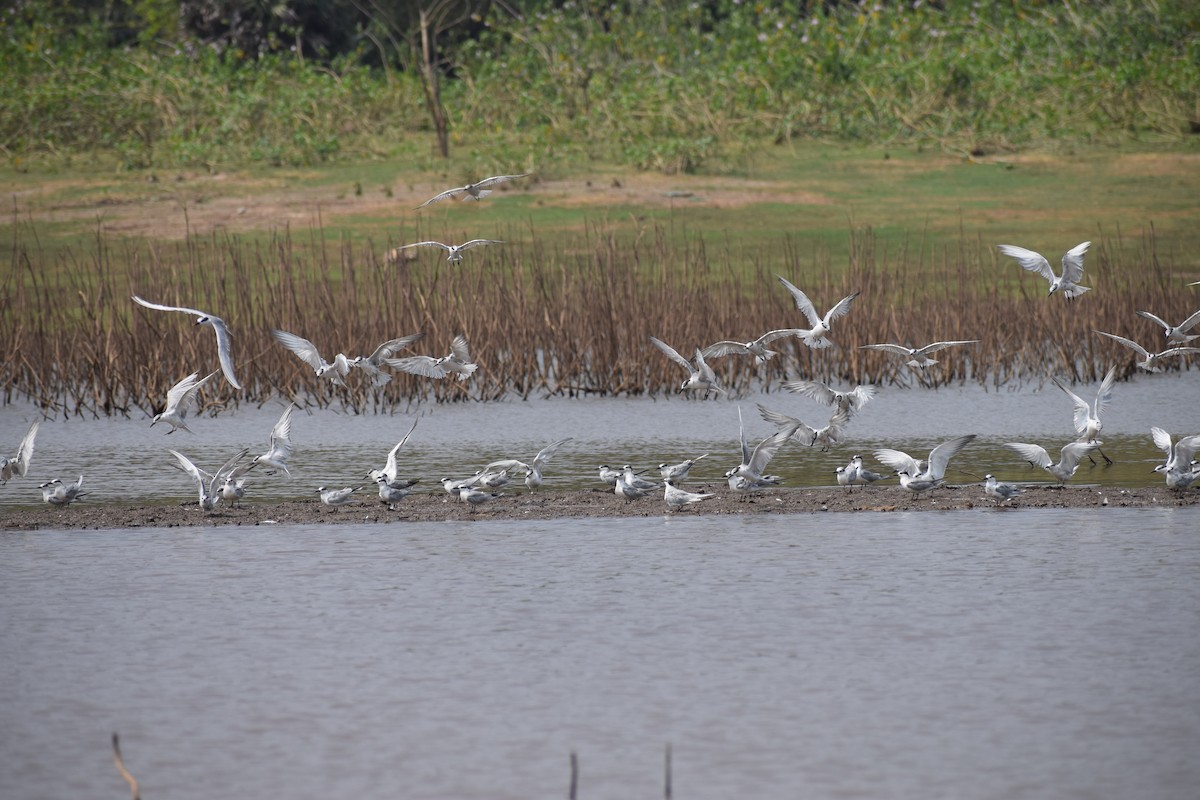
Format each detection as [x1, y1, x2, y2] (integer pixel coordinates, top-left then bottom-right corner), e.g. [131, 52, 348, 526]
[1, 219, 1195, 418]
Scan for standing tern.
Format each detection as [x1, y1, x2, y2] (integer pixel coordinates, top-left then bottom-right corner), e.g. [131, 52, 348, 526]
[367, 417, 421, 487]
[1, 421, 39, 485]
[485, 437, 573, 491]
[271, 329, 352, 386]
[996, 241, 1091, 299]
[874, 434, 977, 493]
[375, 475, 416, 510]
[40, 476, 87, 506]
[776, 277, 860, 349]
[664, 480, 714, 511]
[415, 173, 530, 208]
[459, 486, 503, 511]
[386, 334, 479, 381]
[394, 239, 503, 264]
[1050, 365, 1117, 464]
[1136, 308, 1200, 344]
[701, 329, 803, 364]
[132, 295, 242, 389]
[983, 474, 1023, 505]
[858, 340, 979, 369]
[727, 406, 795, 494]
[615, 474, 653, 503]
[649, 336, 725, 395]
[317, 485, 364, 507]
[170, 447, 250, 512]
[251, 403, 297, 477]
[1093, 330, 1200, 373]
[843, 454, 886, 490]
[658, 454, 709, 484]
[151, 370, 219, 434]
[1004, 441, 1101, 484]
[597, 465, 623, 487]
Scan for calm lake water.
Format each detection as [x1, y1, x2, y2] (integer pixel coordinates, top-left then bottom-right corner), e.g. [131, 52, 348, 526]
[1, 372, 1198, 508]
[2, 509, 1199, 799]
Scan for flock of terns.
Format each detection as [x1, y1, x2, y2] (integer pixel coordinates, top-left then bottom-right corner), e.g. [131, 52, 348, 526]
[4, 173, 1200, 515]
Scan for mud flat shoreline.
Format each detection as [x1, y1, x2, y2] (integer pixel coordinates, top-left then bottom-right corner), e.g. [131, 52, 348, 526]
[3, 484, 1197, 531]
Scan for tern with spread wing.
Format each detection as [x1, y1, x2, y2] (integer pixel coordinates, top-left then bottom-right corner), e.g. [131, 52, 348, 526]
[271, 330, 352, 386]
[151, 371, 218, 434]
[1004, 441, 1101, 484]
[132, 295, 242, 389]
[367, 417, 421, 488]
[727, 406, 795, 494]
[415, 173, 529, 209]
[485, 437, 573, 491]
[874, 434, 977, 493]
[701, 329, 803, 364]
[386, 334, 479, 381]
[757, 403, 849, 451]
[996, 241, 1091, 299]
[858, 340, 979, 369]
[1, 421, 39, 485]
[1051, 366, 1117, 464]
[1136, 308, 1200, 344]
[170, 447, 250, 512]
[251, 404, 297, 477]
[650, 336, 724, 395]
[1093, 330, 1200, 373]
[776, 276, 859, 349]
[394, 239, 503, 264]
[782, 379, 877, 417]
[40, 475, 88, 507]
[352, 333, 426, 386]
[1150, 427, 1200, 490]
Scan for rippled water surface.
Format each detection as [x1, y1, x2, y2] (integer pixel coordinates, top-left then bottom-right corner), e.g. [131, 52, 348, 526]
[3, 508, 1199, 799]
[1, 372, 1198, 508]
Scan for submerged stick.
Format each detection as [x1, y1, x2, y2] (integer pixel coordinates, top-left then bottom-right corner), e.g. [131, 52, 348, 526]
[568, 751, 578, 800]
[111, 733, 140, 800]
[664, 742, 672, 800]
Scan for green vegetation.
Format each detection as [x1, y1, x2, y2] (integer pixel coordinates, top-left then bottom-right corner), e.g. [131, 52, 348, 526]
[3, 1, 1198, 172]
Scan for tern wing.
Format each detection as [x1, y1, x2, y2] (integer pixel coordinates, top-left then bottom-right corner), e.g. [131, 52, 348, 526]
[386, 355, 448, 379]
[858, 343, 914, 357]
[821, 291, 860, 326]
[14, 421, 39, 476]
[132, 294, 206, 318]
[1175, 434, 1200, 465]
[737, 406, 750, 466]
[997, 244, 1056, 285]
[756, 403, 802, 430]
[873, 448, 921, 475]
[400, 240, 453, 252]
[1093, 330, 1150, 358]
[1005, 442, 1053, 470]
[1058, 441, 1100, 473]
[532, 438, 572, 470]
[206, 318, 242, 389]
[415, 187, 466, 209]
[701, 341, 751, 359]
[1060, 241, 1091, 285]
[476, 173, 529, 188]
[846, 384, 878, 411]
[748, 429, 795, 475]
[458, 239, 504, 250]
[918, 340, 979, 356]
[168, 449, 209, 496]
[1176, 307, 1200, 334]
[649, 336, 694, 373]
[270, 404, 296, 445]
[271, 329, 326, 371]
[757, 328, 805, 346]
[776, 276, 821, 328]
[926, 434, 976, 480]
[1051, 376, 1092, 435]
[1159, 346, 1200, 359]
[383, 417, 420, 480]
[450, 334, 473, 363]
[366, 333, 425, 364]
[783, 379, 835, 405]
[1135, 310, 1171, 332]
[163, 372, 202, 411]
[1093, 365, 1118, 420]
[1150, 426, 1173, 457]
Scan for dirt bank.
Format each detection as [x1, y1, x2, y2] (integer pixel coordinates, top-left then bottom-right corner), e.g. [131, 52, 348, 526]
[4, 484, 1196, 531]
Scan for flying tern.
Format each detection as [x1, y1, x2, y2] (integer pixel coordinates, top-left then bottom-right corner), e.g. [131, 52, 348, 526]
[782, 379, 877, 417]
[1004, 441, 1101, 484]
[776, 277, 860, 349]
[394, 239, 504, 264]
[367, 417, 421, 487]
[251, 404, 297, 477]
[727, 406, 794, 494]
[132, 295, 242, 389]
[874, 434, 977, 493]
[996, 241, 1091, 299]
[858, 340, 979, 369]
[1093, 330, 1200, 372]
[386, 334, 479, 381]
[415, 173, 530, 209]
[1, 421, 39, 485]
[1150, 427, 1200, 490]
[701, 329, 803, 364]
[151, 370, 218, 434]
[271, 329, 352, 386]
[649, 336, 724, 395]
[757, 403, 850, 451]
[1136, 308, 1200, 345]
[170, 447, 250, 512]
[1050, 365, 1117, 464]
[352, 333, 426, 386]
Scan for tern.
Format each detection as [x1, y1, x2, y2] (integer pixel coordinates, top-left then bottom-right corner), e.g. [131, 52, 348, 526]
[251, 403, 297, 477]
[1093, 330, 1200, 373]
[757, 403, 850, 451]
[615, 474, 653, 503]
[375, 475, 416, 510]
[458, 486, 503, 511]
[1050, 366, 1117, 464]
[874, 434, 977, 493]
[664, 480, 714, 511]
[367, 417, 421, 487]
[658, 454, 709, 483]
[317, 485, 363, 507]
[782, 379, 877, 417]
[352, 333, 426, 386]
[394, 239, 504, 264]
[271, 329, 352, 386]
[597, 465, 623, 487]
[621, 465, 660, 491]
[40, 476, 87, 507]
[415, 173, 530, 209]
[858, 340, 979, 369]
[1150, 427, 1200, 489]
[983, 474, 1023, 505]
[386, 334, 479, 381]
[727, 406, 795, 494]
[441, 475, 483, 494]
[151, 371, 218, 434]
[1004, 441, 1101, 484]
[996, 241, 1091, 299]
[170, 447, 250, 512]
[219, 463, 254, 507]
[847, 454, 887, 489]
[701, 329, 803, 364]
[649, 336, 724, 395]
[1, 421, 39, 485]
[776, 277, 860, 349]
[132, 295, 242, 389]
[485, 437, 573, 491]
[1136, 308, 1200, 344]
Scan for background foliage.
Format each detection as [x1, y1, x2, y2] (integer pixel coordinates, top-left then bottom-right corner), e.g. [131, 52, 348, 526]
[2, 0, 1198, 172]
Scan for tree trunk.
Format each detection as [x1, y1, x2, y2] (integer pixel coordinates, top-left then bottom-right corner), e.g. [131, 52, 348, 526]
[419, 8, 450, 159]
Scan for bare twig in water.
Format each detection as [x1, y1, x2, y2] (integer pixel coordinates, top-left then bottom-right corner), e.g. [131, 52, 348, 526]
[664, 742, 673, 799]
[111, 733, 140, 800]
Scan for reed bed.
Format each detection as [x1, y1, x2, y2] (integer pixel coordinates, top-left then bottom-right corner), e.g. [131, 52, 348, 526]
[1, 218, 1194, 419]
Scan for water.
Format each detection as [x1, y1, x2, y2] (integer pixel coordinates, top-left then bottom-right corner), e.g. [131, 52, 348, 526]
[2, 372, 1198, 509]
[2, 509, 1199, 800]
